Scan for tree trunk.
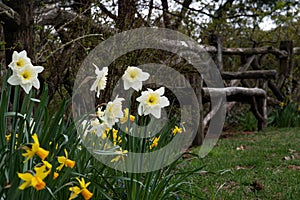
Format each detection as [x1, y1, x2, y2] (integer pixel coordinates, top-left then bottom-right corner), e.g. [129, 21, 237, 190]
[3, 0, 35, 62]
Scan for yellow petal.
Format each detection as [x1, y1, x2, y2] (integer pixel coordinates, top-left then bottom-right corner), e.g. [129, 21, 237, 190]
[31, 133, 40, 145]
[111, 156, 121, 162]
[64, 149, 69, 158]
[69, 186, 82, 200]
[34, 165, 48, 180]
[19, 181, 31, 190]
[18, 172, 33, 181]
[58, 155, 66, 163]
[57, 156, 66, 164]
[56, 163, 64, 171]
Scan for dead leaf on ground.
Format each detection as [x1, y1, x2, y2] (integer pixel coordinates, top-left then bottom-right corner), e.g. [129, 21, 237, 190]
[282, 149, 300, 160]
[236, 145, 246, 151]
[288, 165, 300, 171]
[235, 165, 254, 170]
[282, 155, 295, 160]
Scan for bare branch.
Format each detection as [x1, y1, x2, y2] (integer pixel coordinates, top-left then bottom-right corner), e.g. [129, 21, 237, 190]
[98, 2, 117, 21]
[41, 34, 103, 62]
[0, 2, 20, 28]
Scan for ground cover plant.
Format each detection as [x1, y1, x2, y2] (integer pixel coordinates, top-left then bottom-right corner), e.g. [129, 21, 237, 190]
[183, 128, 300, 199]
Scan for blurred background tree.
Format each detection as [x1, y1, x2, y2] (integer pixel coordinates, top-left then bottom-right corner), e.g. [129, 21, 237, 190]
[1, 0, 299, 101]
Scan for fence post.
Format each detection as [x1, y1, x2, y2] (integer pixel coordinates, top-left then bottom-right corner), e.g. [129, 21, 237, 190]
[192, 74, 204, 146]
[209, 34, 223, 71]
[278, 41, 293, 100]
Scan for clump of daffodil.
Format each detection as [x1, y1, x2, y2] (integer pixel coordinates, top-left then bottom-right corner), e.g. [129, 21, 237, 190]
[57, 149, 76, 171]
[172, 125, 183, 135]
[7, 50, 44, 94]
[150, 136, 160, 150]
[110, 148, 128, 162]
[17, 161, 51, 190]
[22, 133, 49, 161]
[69, 177, 93, 200]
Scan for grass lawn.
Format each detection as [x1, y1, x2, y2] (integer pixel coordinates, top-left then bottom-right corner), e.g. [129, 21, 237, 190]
[183, 128, 300, 200]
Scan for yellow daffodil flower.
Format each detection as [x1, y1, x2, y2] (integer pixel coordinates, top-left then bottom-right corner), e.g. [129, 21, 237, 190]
[130, 115, 135, 122]
[69, 177, 93, 200]
[172, 125, 183, 135]
[120, 108, 135, 123]
[110, 148, 128, 162]
[22, 133, 49, 161]
[150, 136, 160, 150]
[112, 129, 122, 146]
[53, 172, 59, 180]
[18, 163, 50, 190]
[279, 102, 286, 107]
[5, 133, 11, 142]
[57, 149, 76, 171]
[120, 108, 129, 124]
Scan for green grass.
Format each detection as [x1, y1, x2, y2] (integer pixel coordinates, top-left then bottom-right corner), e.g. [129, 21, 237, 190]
[183, 128, 300, 200]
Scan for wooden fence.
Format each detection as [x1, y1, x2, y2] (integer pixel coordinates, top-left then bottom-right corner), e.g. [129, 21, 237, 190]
[192, 35, 299, 146]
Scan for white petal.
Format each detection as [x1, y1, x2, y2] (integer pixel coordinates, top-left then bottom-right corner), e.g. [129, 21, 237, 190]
[156, 87, 165, 95]
[12, 51, 19, 61]
[7, 75, 20, 86]
[102, 67, 108, 74]
[21, 83, 32, 94]
[93, 63, 100, 74]
[139, 72, 150, 81]
[136, 95, 142, 103]
[150, 106, 161, 118]
[34, 66, 44, 73]
[90, 79, 97, 91]
[32, 78, 40, 89]
[123, 80, 131, 90]
[19, 50, 27, 58]
[132, 81, 142, 91]
[160, 97, 170, 107]
[96, 90, 100, 98]
[138, 104, 143, 116]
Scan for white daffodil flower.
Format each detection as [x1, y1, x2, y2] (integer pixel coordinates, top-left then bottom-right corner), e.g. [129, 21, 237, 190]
[8, 50, 31, 71]
[8, 64, 44, 94]
[122, 66, 149, 91]
[90, 63, 108, 98]
[136, 87, 170, 119]
[103, 96, 124, 128]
